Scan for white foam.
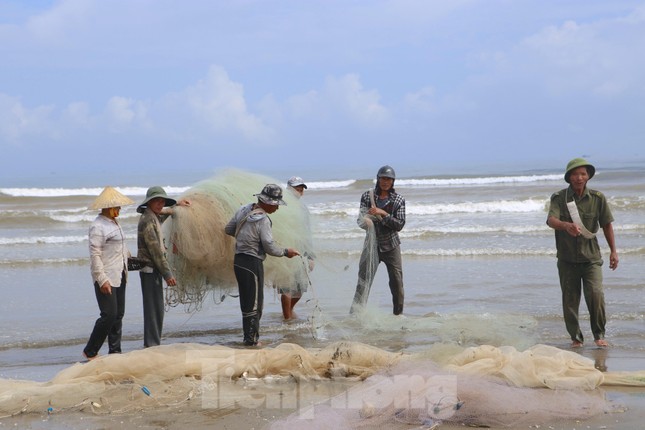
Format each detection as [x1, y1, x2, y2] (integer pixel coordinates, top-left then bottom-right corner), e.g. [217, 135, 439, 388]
[298, 180, 356, 189]
[396, 174, 562, 187]
[0, 233, 137, 245]
[310, 199, 548, 217]
[0, 173, 563, 197]
[0, 186, 190, 198]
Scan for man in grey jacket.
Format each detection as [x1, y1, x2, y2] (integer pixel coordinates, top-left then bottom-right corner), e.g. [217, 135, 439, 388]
[225, 184, 299, 346]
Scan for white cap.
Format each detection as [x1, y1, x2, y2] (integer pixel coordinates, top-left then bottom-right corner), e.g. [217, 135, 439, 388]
[287, 176, 307, 189]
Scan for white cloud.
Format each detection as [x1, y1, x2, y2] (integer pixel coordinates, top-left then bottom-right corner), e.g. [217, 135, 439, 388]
[283, 74, 389, 128]
[0, 94, 55, 143]
[325, 74, 389, 126]
[518, 15, 645, 97]
[2, 1, 644, 174]
[166, 65, 275, 143]
[103, 96, 148, 132]
[24, 0, 95, 47]
[62, 102, 91, 127]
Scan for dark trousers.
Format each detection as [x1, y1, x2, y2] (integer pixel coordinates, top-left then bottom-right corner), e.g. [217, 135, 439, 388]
[83, 273, 126, 358]
[351, 246, 404, 315]
[558, 260, 606, 343]
[233, 254, 264, 346]
[140, 271, 165, 347]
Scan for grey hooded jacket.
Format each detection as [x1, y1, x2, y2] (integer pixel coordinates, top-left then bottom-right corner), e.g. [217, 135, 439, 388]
[224, 203, 286, 260]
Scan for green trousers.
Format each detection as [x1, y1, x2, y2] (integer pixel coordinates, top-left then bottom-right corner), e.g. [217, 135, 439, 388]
[557, 260, 606, 343]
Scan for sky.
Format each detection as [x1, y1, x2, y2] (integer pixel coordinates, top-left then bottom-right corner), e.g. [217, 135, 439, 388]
[1, 0, 644, 185]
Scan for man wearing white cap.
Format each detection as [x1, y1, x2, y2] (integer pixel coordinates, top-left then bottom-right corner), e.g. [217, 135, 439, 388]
[278, 176, 316, 320]
[83, 186, 135, 360]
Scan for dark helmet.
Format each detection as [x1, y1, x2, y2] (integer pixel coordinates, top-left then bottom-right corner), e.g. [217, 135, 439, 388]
[377, 165, 396, 180]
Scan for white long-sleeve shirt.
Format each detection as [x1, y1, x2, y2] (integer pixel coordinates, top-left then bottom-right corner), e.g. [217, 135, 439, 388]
[89, 214, 129, 288]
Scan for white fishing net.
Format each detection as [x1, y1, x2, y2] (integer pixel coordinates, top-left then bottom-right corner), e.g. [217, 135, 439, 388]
[164, 169, 314, 311]
[2, 342, 645, 425]
[354, 215, 379, 307]
[268, 343, 644, 429]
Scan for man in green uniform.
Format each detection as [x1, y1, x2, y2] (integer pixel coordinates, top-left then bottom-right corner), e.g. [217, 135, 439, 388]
[547, 158, 619, 348]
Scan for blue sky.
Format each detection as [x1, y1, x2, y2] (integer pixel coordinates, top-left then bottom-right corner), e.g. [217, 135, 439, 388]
[1, 0, 644, 184]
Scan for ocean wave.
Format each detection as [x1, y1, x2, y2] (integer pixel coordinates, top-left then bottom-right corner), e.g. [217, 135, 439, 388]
[322, 246, 645, 257]
[48, 211, 140, 223]
[609, 196, 645, 210]
[302, 174, 562, 190]
[408, 199, 548, 214]
[310, 199, 549, 217]
[304, 180, 356, 189]
[0, 186, 190, 198]
[404, 248, 556, 257]
[0, 208, 142, 224]
[396, 174, 562, 187]
[0, 257, 87, 267]
[0, 174, 563, 197]
[313, 224, 551, 240]
[0, 233, 137, 245]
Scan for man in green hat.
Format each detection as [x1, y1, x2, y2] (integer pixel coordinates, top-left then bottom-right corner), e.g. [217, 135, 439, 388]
[547, 158, 619, 348]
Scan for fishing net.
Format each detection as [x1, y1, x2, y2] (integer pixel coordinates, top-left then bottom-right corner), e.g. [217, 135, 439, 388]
[270, 367, 610, 429]
[2, 342, 645, 424]
[0, 342, 401, 418]
[164, 169, 314, 311]
[269, 343, 645, 429]
[348, 213, 380, 313]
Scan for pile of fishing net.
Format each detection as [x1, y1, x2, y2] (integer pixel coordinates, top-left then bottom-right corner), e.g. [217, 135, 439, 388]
[0, 342, 401, 417]
[3, 342, 645, 426]
[165, 169, 314, 310]
[271, 343, 645, 429]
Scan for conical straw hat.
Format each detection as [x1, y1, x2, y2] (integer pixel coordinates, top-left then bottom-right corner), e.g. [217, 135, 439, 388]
[89, 186, 135, 210]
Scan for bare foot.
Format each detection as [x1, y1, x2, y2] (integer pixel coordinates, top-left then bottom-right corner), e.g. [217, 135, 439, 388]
[594, 339, 608, 347]
[571, 340, 583, 348]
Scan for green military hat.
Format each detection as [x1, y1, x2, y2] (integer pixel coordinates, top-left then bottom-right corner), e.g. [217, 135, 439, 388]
[137, 186, 177, 213]
[564, 158, 595, 183]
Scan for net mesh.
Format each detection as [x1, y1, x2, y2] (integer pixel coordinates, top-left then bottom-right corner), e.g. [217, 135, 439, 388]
[165, 169, 312, 311]
[2, 342, 645, 424]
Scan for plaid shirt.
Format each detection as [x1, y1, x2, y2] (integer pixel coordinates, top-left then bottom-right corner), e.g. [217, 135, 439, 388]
[357, 188, 406, 252]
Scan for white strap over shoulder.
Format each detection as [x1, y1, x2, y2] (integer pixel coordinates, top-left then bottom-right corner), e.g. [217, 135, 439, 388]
[566, 189, 596, 239]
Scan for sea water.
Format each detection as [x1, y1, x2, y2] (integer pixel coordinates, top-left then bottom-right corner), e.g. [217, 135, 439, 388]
[0, 166, 645, 428]
[1, 165, 644, 384]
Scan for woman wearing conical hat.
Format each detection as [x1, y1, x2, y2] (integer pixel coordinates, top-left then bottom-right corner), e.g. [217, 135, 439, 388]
[82, 186, 134, 361]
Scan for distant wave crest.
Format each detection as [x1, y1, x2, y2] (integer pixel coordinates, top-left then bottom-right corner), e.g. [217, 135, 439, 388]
[0, 186, 190, 198]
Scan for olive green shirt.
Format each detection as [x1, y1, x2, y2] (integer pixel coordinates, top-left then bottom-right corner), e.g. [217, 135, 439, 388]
[547, 186, 614, 264]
